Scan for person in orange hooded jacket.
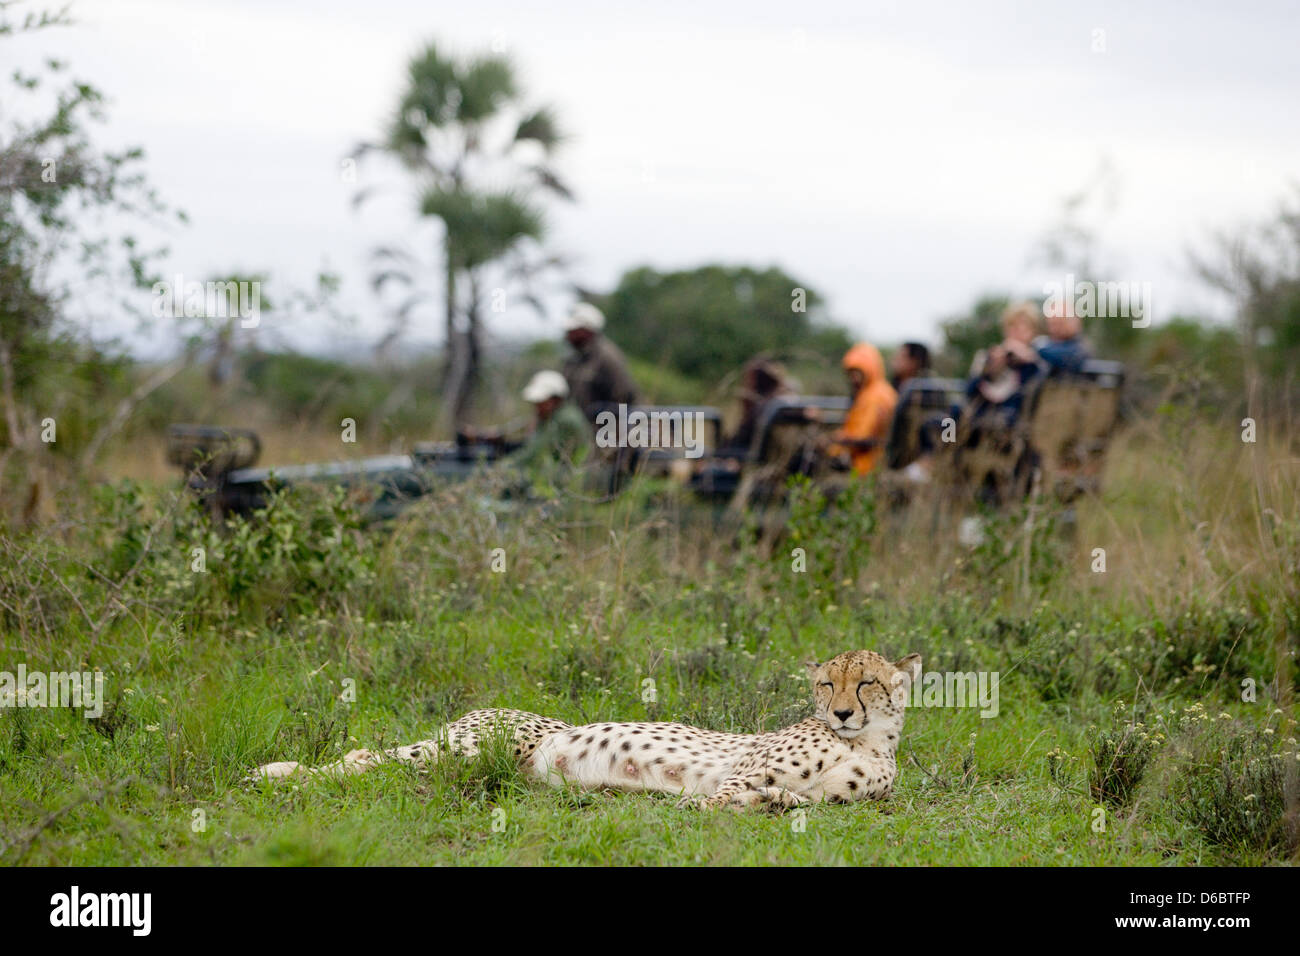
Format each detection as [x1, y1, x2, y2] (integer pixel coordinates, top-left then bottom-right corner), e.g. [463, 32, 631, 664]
[827, 343, 898, 475]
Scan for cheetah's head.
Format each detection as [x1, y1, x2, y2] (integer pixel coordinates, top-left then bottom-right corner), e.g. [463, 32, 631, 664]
[806, 650, 922, 739]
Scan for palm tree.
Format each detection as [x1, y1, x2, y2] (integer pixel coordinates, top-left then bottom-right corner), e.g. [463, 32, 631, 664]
[358, 42, 571, 430]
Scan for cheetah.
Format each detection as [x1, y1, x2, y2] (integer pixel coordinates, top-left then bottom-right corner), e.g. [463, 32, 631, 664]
[251, 650, 921, 810]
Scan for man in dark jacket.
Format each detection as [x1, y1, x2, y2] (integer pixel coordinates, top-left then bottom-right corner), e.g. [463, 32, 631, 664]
[560, 303, 637, 424]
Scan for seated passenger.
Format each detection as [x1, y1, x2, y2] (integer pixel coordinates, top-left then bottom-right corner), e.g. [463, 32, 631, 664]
[906, 303, 1042, 483]
[964, 301, 1045, 428]
[826, 343, 897, 476]
[889, 341, 931, 392]
[720, 358, 793, 457]
[1035, 302, 1091, 373]
[509, 370, 592, 478]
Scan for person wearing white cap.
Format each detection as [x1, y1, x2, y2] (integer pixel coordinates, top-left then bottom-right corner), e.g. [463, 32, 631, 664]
[510, 369, 591, 475]
[520, 369, 570, 405]
[560, 302, 637, 423]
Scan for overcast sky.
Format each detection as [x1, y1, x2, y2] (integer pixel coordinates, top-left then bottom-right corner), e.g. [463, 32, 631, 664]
[11, 0, 1300, 359]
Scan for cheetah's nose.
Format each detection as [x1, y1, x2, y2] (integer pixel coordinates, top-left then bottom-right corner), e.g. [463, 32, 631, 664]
[833, 709, 853, 722]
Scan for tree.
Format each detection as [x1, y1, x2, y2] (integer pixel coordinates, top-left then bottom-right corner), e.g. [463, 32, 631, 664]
[357, 42, 570, 431]
[599, 265, 851, 386]
[937, 293, 1012, 375]
[0, 1, 180, 521]
[1191, 189, 1300, 413]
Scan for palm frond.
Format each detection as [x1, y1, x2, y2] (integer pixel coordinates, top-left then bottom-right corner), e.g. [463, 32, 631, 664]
[456, 54, 518, 122]
[384, 107, 428, 164]
[370, 245, 417, 264]
[370, 269, 413, 294]
[403, 42, 460, 125]
[514, 106, 563, 151]
[528, 164, 575, 201]
[421, 186, 545, 270]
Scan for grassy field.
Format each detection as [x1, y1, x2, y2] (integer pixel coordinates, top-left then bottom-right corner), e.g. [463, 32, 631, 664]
[0, 417, 1296, 866]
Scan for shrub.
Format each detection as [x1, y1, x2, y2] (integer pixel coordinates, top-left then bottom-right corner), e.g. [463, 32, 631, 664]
[1088, 701, 1170, 807]
[1163, 713, 1299, 859]
[781, 474, 878, 599]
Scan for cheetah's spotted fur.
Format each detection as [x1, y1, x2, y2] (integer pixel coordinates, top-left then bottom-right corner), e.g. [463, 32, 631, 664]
[252, 650, 921, 810]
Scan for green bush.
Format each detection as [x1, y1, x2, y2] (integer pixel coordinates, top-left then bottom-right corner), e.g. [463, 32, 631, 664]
[1089, 701, 1169, 807]
[1161, 710, 1298, 860]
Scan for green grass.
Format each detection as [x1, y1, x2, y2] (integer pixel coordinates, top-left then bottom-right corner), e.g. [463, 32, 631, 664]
[1, 427, 1297, 866]
[0, 649, 1190, 865]
[0, 597, 1292, 866]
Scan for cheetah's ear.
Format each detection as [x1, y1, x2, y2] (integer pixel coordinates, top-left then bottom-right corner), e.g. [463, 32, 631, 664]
[804, 660, 823, 679]
[892, 653, 922, 689]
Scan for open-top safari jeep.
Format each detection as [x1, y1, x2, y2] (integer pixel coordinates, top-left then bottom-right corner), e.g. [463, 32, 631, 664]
[689, 396, 851, 509]
[1022, 358, 1125, 499]
[612, 405, 724, 485]
[167, 404, 726, 520]
[884, 376, 968, 471]
[894, 359, 1126, 506]
[687, 358, 1125, 515]
[166, 424, 508, 520]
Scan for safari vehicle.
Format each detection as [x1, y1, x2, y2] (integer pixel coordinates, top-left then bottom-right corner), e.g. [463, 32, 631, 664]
[166, 424, 509, 520]
[885, 359, 1126, 506]
[688, 385, 979, 510]
[607, 405, 724, 487]
[1014, 358, 1125, 501]
[166, 405, 725, 520]
[883, 377, 968, 471]
[688, 358, 1125, 514]
[689, 396, 851, 508]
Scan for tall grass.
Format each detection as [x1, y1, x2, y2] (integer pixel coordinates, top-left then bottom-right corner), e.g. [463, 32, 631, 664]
[0, 411, 1295, 865]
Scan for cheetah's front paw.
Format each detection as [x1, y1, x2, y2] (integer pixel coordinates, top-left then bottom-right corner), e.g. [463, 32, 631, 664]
[698, 787, 806, 811]
[754, 787, 808, 811]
